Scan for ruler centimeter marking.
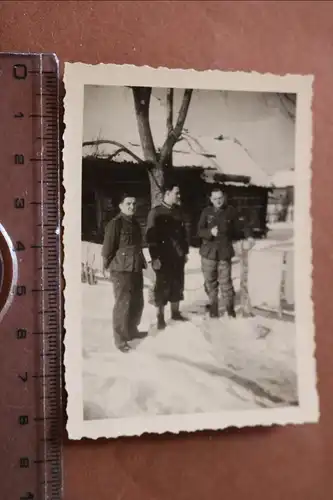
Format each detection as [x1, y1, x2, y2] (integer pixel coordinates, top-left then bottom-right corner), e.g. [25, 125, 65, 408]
[0, 54, 62, 500]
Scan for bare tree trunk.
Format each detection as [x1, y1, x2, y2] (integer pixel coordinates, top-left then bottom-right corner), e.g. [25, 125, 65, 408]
[132, 87, 157, 164]
[132, 87, 163, 207]
[132, 87, 193, 208]
[148, 169, 164, 207]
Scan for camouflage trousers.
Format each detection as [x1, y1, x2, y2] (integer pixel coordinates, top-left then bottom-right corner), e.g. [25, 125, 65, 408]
[201, 257, 235, 312]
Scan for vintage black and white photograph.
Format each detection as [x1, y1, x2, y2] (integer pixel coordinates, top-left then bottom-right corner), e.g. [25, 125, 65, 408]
[64, 64, 318, 439]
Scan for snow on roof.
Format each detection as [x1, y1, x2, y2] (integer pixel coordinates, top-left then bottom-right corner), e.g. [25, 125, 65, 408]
[82, 135, 271, 187]
[182, 135, 271, 187]
[271, 169, 294, 187]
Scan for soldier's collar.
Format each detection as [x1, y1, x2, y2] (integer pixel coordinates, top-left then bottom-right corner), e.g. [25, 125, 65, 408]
[162, 201, 173, 209]
[212, 204, 227, 211]
[120, 212, 134, 221]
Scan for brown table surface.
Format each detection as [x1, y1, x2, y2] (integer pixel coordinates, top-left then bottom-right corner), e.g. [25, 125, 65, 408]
[1, 2, 332, 499]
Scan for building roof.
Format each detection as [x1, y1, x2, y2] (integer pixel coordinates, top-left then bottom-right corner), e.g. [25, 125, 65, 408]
[271, 169, 294, 187]
[82, 139, 214, 169]
[181, 135, 271, 187]
[82, 134, 271, 187]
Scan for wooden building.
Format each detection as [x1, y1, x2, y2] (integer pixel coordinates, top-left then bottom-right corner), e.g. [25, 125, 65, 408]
[81, 155, 271, 246]
[267, 169, 294, 223]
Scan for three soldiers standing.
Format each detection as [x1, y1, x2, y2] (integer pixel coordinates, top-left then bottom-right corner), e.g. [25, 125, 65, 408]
[102, 184, 253, 352]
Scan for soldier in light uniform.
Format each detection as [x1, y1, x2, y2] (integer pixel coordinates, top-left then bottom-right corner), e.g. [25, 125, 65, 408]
[198, 186, 254, 318]
[102, 193, 146, 353]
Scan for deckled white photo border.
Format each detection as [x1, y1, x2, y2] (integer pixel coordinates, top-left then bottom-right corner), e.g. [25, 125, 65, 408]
[63, 63, 318, 440]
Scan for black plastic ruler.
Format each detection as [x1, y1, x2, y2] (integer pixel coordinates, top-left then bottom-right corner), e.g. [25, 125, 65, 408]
[0, 53, 62, 500]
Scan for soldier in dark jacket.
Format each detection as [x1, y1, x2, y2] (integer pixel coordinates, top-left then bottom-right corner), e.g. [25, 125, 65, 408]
[102, 193, 147, 353]
[146, 182, 189, 330]
[198, 186, 254, 318]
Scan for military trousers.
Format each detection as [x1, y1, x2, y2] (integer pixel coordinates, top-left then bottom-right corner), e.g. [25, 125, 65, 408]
[149, 259, 185, 307]
[201, 257, 235, 312]
[110, 271, 144, 347]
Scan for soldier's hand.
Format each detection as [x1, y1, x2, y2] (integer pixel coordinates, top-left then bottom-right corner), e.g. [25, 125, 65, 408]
[152, 258, 162, 271]
[211, 226, 218, 237]
[243, 238, 255, 251]
[103, 262, 110, 273]
[248, 237, 255, 249]
[233, 241, 242, 256]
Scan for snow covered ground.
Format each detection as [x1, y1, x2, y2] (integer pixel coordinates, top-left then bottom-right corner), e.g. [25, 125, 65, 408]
[267, 221, 294, 231]
[82, 239, 297, 421]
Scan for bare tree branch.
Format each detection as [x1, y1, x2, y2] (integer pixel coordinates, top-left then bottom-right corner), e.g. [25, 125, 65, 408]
[283, 93, 296, 105]
[165, 88, 174, 167]
[275, 93, 296, 122]
[82, 139, 144, 163]
[277, 94, 295, 122]
[107, 148, 127, 161]
[159, 88, 193, 166]
[166, 88, 174, 135]
[174, 89, 193, 137]
[132, 87, 158, 163]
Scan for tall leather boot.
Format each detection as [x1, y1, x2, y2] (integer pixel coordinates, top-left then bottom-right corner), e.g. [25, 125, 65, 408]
[157, 306, 166, 330]
[209, 301, 219, 318]
[227, 306, 236, 318]
[171, 302, 188, 321]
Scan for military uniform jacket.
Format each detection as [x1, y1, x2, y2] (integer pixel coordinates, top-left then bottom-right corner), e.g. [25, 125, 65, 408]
[102, 213, 146, 273]
[145, 203, 189, 264]
[198, 204, 252, 261]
